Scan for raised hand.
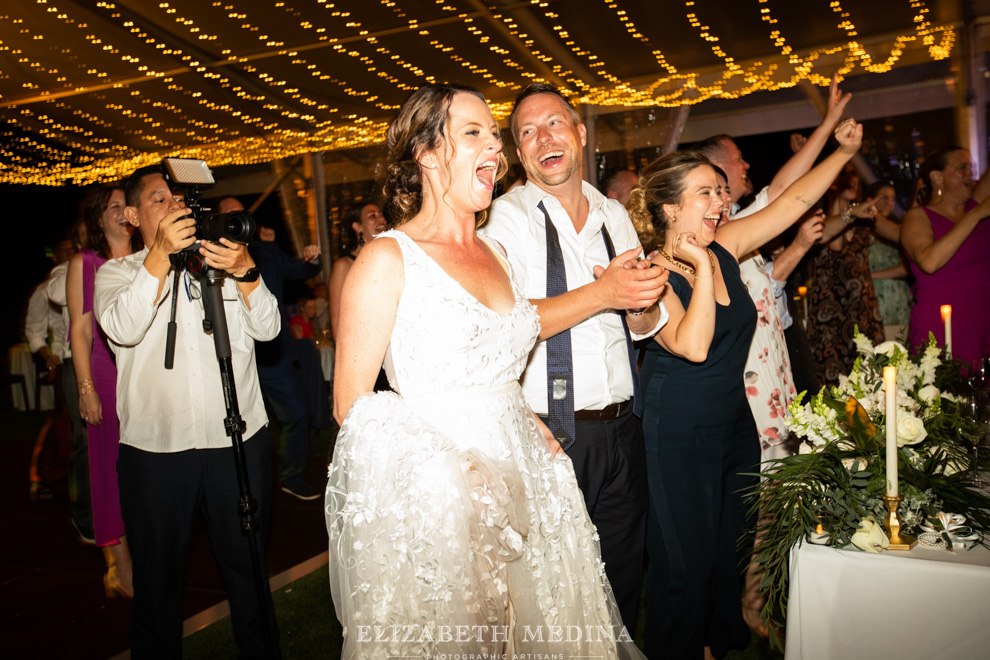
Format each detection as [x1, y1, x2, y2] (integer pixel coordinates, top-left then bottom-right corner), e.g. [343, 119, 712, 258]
[852, 196, 879, 220]
[302, 244, 320, 261]
[669, 231, 711, 274]
[825, 73, 852, 125]
[795, 211, 825, 249]
[152, 207, 196, 256]
[834, 118, 862, 154]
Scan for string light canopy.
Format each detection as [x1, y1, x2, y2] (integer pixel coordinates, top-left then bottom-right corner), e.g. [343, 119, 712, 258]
[0, 0, 962, 186]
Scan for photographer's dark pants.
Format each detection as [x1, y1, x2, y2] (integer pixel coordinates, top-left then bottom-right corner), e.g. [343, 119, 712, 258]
[119, 428, 281, 660]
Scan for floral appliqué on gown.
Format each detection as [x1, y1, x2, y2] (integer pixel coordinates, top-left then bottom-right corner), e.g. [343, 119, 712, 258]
[325, 230, 639, 659]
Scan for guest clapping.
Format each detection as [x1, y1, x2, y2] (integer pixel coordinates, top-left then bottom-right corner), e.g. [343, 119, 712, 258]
[901, 147, 990, 365]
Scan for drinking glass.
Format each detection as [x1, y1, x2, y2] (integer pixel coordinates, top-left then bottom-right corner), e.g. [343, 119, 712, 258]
[970, 355, 990, 391]
[967, 391, 990, 489]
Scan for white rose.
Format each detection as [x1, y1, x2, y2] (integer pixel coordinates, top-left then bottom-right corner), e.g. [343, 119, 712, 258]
[896, 414, 928, 446]
[918, 385, 941, 404]
[851, 515, 890, 553]
[875, 340, 907, 358]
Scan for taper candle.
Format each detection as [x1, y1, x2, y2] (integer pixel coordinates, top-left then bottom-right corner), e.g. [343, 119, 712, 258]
[884, 366, 898, 497]
[941, 305, 952, 359]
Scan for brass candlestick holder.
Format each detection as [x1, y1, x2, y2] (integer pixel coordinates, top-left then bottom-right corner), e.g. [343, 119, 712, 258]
[882, 494, 917, 550]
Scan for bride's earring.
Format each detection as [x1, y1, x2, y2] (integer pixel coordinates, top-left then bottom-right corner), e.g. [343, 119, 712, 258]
[358, 232, 365, 247]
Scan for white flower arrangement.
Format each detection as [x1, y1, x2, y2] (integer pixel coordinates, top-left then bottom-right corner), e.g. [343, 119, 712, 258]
[750, 330, 990, 644]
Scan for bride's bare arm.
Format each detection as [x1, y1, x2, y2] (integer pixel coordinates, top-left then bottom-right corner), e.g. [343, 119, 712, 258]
[333, 237, 404, 424]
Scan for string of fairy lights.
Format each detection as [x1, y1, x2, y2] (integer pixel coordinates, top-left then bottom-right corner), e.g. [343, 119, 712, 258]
[0, 0, 960, 186]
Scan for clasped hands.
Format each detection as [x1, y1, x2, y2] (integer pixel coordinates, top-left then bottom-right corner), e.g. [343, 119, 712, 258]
[593, 246, 669, 312]
[153, 207, 255, 279]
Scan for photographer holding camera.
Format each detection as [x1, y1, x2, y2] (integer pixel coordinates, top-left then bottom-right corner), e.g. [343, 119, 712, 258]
[94, 165, 282, 659]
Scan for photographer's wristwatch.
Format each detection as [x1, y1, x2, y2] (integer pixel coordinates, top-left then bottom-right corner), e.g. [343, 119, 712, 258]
[231, 267, 260, 283]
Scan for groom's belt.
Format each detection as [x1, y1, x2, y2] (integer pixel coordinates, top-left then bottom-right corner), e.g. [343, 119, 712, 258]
[573, 399, 632, 422]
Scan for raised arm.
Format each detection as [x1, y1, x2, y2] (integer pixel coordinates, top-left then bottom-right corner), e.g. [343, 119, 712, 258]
[651, 233, 716, 362]
[766, 74, 851, 203]
[770, 211, 824, 282]
[717, 119, 862, 259]
[333, 238, 403, 424]
[818, 197, 880, 245]
[900, 196, 990, 274]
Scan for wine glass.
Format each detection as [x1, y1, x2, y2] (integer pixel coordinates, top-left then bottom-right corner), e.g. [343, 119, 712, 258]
[970, 355, 990, 391]
[966, 391, 990, 489]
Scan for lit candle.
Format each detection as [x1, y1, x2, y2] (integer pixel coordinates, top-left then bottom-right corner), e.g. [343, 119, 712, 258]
[884, 366, 898, 497]
[940, 305, 952, 359]
[808, 523, 829, 544]
[798, 286, 809, 326]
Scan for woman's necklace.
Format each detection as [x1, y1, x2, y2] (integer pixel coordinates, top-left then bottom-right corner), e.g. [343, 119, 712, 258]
[657, 246, 716, 276]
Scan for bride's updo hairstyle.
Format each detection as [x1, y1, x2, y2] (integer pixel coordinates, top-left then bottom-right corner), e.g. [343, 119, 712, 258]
[627, 150, 712, 253]
[382, 82, 506, 226]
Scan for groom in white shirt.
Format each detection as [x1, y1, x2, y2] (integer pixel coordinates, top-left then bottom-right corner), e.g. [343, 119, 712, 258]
[482, 84, 668, 630]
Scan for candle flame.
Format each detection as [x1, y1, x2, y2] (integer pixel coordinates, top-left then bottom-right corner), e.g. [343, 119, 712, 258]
[941, 304, 952, 321]
[797, 286, 808, 296]
[816, 524, 824, 535]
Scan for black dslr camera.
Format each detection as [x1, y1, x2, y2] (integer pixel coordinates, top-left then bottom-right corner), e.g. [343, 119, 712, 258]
[162, 157, 255, 275]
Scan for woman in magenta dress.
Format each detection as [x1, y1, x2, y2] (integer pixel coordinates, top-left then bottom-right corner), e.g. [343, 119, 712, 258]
[67, 184, 140, 597]
[902, 147, 990, 367]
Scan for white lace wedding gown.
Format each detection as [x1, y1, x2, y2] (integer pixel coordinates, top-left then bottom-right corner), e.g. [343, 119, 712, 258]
[326, 230, 640, 659]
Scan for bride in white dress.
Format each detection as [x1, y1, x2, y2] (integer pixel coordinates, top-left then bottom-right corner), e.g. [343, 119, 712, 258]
[327, 83, 641, 659]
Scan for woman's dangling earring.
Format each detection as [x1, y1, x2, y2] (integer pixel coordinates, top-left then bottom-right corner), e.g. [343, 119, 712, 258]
[358, 231, 365, 247]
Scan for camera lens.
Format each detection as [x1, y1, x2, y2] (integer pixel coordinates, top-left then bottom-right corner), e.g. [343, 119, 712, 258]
[199, 211, 256, 243]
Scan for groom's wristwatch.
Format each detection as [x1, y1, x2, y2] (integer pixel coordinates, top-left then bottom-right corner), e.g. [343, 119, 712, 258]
[231, 267, 260, 283]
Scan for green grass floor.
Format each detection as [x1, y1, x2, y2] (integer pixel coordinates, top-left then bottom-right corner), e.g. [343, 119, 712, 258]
[184, 564, 783, 659]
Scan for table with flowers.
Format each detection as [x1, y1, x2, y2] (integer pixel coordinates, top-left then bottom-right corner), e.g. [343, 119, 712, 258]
[784, 540, 990, 659]
[749, 331, 990, 654]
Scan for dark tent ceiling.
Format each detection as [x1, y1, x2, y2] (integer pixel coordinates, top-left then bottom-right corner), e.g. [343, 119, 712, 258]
[0, 0, 977, 185]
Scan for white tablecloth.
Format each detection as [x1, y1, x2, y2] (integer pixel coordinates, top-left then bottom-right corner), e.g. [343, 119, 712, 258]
[785, 541, 990, 659]
[9, 343, 55, 411]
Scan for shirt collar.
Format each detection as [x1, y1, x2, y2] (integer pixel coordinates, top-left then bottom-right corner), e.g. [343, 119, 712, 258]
[521, 180, 610, 229]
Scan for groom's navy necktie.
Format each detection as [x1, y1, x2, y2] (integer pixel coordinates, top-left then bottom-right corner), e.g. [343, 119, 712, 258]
[541, 201, 576, 450]
[540, 201, 643, 452]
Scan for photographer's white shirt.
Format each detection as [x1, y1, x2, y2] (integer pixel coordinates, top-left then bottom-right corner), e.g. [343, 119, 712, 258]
[94, 248, 280, 452]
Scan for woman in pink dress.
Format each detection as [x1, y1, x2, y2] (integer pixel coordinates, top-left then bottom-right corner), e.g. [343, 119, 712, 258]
[67, 184, 139, 597]
[902, 147, 990, 367]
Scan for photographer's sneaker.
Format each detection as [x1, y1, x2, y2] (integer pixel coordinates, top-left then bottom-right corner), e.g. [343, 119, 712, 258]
[281, 481, 320, 501]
